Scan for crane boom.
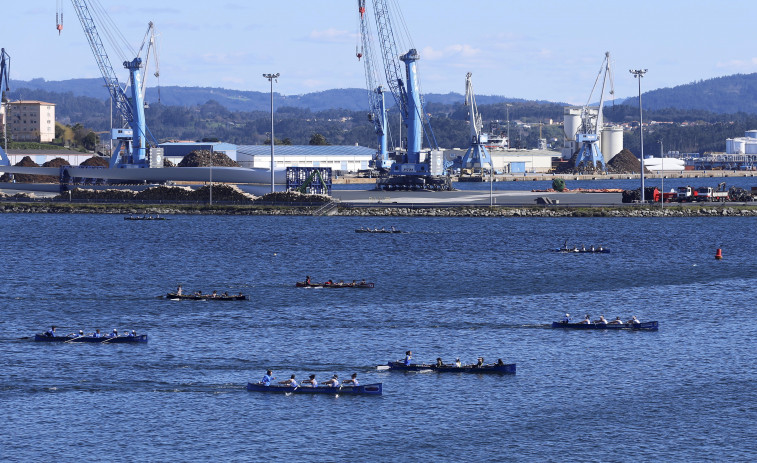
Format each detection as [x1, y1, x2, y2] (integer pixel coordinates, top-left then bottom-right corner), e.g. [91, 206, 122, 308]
[0, 48, 11, 166]
[460, 72, 491, 176]
[69, 0, 152, 167]
[575, 51, 614, 171]
[357, 1, 388, 168]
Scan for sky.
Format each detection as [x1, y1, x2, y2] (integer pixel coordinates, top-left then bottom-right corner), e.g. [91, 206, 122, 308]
[5, 0, 757, 105]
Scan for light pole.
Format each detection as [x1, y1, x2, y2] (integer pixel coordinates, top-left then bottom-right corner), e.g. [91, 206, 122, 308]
[630, 69, 647, 203]
[658, 139, 664, 209]
[263, 73, 279, 193]
[209, 145, 213, 206]
[506, 104, 512, 150]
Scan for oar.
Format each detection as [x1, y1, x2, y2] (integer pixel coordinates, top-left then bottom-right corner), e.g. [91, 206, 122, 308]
[376, 365, 390, 371]
[65, 335, 83, 343]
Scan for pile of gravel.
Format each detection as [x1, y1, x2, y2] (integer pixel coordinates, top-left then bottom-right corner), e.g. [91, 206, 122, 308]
[259, 191, 330, 203]
[0, 156, 67, 183]
[607, 149, 651, 174]
[80, 156, 110, 167]
[178, 150, 239, 168]
[57, 184, 259, 203]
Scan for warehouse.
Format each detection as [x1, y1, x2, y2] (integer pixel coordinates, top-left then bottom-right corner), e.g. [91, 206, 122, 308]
[236, 145, 374, 173]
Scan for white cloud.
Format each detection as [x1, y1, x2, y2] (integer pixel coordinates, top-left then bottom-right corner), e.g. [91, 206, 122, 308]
[715, 58, 757, 69]
[421, 44, 481, 61]
[308, 28, 353, 43]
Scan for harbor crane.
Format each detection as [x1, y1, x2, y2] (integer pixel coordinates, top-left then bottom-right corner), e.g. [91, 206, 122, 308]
[575, 51, 614, 172]
[356, 0, 450, 190]
[0, 48, 10, 166]
[65, 0, 159, 168]
[460, 72, 492, 178]
[356, 1, 389, 170]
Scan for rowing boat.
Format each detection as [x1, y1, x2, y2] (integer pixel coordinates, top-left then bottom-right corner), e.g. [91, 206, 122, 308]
[382, 361, 516, 374]
[295, 282, 374, 289]
[551, 321, 658, 331]
[165, 293, 248, 301]
[355, 229, 401, 234]
[34, 334, 148, 343]
[245, 382, 382, 395]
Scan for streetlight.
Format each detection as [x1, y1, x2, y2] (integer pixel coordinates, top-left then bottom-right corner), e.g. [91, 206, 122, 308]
[630, 69, 647, 203]
[263, 73, 280, 193]
[658, 139, 664, 209]
[506, 104, 512, 150]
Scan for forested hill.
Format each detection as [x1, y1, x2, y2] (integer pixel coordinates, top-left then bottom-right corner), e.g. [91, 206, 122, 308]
[620, 73, 757, 113]
[8, 78, 517, 112]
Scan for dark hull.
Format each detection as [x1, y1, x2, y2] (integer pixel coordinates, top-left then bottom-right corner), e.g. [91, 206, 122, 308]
[553, 248, 610, 253]
[551, 321, 658, 331]
[246, 382, 382, 395]
[355, 229, 401, 234]
[166, 293, 247, 301]
[295, 282, 374, 288]
[34, 334, 148, 343]
[124, 217, 167, 221]
[385, 361, 516, 374]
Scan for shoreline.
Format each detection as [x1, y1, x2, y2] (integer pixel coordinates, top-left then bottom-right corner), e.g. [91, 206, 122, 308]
[0, 201, 755, 217]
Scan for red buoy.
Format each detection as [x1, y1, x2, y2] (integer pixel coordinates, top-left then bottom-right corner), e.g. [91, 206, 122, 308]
[715, 248, 722, 260]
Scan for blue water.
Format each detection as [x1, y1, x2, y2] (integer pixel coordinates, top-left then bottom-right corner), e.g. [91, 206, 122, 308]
[2, 214, 756, 461]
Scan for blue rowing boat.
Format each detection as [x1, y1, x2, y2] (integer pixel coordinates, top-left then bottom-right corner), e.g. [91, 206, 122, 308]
[245, 382, 382, 395]
[34, 334, 148, 343]
[551, 321, 658, 331]
[383, 361, 516, 374]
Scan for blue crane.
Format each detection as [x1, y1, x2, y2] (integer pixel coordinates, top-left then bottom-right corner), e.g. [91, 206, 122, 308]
[357, 1, 389, 170]
[68, 0, 157, 168]
[0, 48, 10, 166]
[460, 72, 492, 178]
[358, 0, 450, 190]
[575, 51, 614, 172]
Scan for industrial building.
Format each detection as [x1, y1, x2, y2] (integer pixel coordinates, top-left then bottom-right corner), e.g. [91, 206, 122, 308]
[445, 148, 560, 174]
[2, 100, 56, 143]
[236, 145, 374, 172]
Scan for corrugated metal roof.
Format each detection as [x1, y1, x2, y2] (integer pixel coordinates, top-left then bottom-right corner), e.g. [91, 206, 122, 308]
[237, 145, 375, 156]
[159, 142, 236, 151]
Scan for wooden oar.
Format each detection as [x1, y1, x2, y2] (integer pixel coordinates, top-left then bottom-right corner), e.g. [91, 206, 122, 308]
[376, 365, 391, 370]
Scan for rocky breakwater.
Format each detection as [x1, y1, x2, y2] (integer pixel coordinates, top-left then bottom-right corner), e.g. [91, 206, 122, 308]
[336, 205, 757, 218]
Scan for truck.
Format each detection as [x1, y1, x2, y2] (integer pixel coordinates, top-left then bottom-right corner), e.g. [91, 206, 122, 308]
[676, 186, 696, 202]
[695, 187, 728, 202]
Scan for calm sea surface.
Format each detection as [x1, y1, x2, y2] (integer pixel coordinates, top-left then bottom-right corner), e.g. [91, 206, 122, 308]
[1, 213, 756, 462]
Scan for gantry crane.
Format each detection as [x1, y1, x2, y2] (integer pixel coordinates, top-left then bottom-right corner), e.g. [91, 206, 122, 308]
[460, 72, 492, 178]
[0, 48, 10, 166]
[575, 51, 614, 172]
[357, 0, 450, 190]
[357, 1, 389, 170]
[67, 0, 158, 168]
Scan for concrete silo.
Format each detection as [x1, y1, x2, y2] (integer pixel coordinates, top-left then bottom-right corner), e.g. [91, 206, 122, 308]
[600, 126, 624, 162]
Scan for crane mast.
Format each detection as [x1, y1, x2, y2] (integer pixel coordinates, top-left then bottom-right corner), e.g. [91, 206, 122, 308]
[0, 48, 10, 166]
[358, 0, 448, 190]
[575, 51, 614, 172]
[69, 0, 152, 168]
[460, 72, 491, 177]
[357, 1, 388, 169]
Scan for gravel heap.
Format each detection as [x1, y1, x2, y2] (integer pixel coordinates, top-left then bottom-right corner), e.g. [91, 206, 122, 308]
[57, 184, 258, 203]
[607, 149, 651, 174]
[80, 156, 110, 167]
[259, 191, 330, 203]
[178, 150, 239, 168]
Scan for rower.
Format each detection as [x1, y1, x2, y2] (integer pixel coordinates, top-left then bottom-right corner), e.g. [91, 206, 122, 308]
[92, 329, 102, 338]
[561, 313, 571, 324]
[305, 275, 311, 285]
[77, 330, 84, 337]
[403, 351, 412, 366]
[596, 315, 608, 325]
[608, 316, 624, 325]
[578, 314, 591, 324]
[126, 330, 135, 337]
[302, 374, 318, 387]
[45, 326, 57, 337]
[436, 358, 444, 367]
[211, 290, 218, 298]
[260, 370, 274, 386]
[496, 359, 505, 366]
[323, 374, 339, 387]
[343, 373, 359, 386]
[176, 284, 183, 296]
[110, 329, 118, 337]
[279, 374, 298, 387]
[628, 315, 641, 325]
[455, 358, 461, 368]
[476, 357, 484, 368]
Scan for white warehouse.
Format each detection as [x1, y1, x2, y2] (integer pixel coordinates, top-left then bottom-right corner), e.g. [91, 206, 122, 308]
[236, 145, 374, 172]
